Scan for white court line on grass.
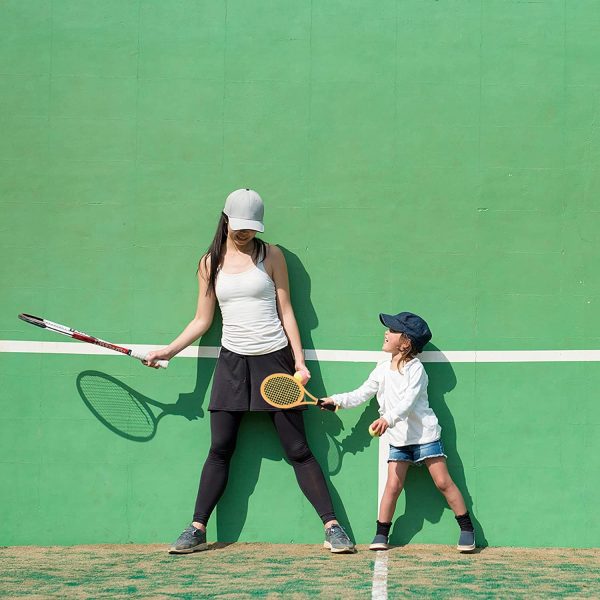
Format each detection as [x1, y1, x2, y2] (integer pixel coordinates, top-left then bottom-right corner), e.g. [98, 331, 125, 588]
[2, 341, 600, 362]
[371, 552, 389, 600]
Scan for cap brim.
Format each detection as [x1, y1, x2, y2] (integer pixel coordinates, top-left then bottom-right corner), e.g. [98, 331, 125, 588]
[228, 217, 264, 232]
[379, 313, 394, 328]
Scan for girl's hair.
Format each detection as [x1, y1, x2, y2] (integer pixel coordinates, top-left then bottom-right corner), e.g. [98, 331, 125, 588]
[398, 333, 420, 363]
[200, 212, 267, 295]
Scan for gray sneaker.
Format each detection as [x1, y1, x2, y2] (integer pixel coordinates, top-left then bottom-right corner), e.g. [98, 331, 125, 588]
[369, 534, 389, 551]
[457, 530, 475, 552]
[323, 524, 355, 554]
[169, 524, 208, 554]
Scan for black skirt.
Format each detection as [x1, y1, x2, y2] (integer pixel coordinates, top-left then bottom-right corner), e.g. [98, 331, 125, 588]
[208, 345, 306, 412]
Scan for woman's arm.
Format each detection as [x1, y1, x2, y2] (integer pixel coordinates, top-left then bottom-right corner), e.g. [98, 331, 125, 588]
[144, 256, 216, 366]
[269, 245, 308, 376]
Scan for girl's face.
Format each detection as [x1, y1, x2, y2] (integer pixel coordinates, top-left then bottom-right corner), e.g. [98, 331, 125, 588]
[382, 328, 412, 354]
[228, 227, 257, 248]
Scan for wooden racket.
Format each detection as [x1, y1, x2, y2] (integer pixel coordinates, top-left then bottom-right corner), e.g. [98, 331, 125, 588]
[260, 373, 337, 411]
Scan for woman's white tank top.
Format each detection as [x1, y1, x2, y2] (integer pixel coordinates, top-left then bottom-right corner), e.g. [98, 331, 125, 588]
[215, 260, 289, 355]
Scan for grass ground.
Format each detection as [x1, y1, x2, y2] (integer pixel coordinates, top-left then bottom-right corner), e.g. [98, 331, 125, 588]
[1, 543, 598, 599]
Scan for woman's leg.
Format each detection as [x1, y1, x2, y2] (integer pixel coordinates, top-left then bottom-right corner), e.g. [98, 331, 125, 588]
[378, 461, 410, 523]
[424, 457, 467, 515]
[269, 411, 336, 526]
[270, 411, 355, 553]
[192, 411, 244, 529]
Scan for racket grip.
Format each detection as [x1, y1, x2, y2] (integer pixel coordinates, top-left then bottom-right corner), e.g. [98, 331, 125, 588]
[317, 399, 337, 412]
[130, 349, 169, 369]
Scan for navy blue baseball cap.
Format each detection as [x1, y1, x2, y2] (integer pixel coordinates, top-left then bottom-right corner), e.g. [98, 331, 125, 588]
[379, 311, 432, 352]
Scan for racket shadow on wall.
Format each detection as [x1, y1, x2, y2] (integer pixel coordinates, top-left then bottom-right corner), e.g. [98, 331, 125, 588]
[76, 370, 200, 442]
[326, 399, 382, 476]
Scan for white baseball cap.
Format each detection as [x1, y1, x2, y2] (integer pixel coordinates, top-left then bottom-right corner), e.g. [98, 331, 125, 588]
[223, 188, 264, 232]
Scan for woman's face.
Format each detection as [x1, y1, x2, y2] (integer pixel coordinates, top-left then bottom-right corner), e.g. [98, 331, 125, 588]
[228, 226, 257, 247]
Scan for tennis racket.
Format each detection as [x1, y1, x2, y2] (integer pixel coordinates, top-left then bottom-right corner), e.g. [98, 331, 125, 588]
[260, 373, 337, 411]
[18, 313, 168, 368]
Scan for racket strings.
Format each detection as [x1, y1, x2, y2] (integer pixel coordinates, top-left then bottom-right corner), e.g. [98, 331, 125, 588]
[79, 376, 155, 439]
[262, 376, 303, 407]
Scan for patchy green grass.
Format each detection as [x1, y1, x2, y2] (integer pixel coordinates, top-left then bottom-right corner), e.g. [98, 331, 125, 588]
[1, 543, 598, 599]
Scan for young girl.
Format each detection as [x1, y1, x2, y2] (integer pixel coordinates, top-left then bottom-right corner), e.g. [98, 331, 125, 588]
[144, 189, 354, 554]
[321, 311, 475, 552]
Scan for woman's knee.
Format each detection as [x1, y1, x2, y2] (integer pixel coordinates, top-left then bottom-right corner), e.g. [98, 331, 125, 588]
[284, 441, 312, 464]
[208, 438, 237, 462]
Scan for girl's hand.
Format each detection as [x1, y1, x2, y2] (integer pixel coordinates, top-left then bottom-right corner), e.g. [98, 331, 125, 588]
[370, 418, 389, 436]
[319, 397, 337, 410]
[142, 348, 172, 369]
[293, 364, 311, 385]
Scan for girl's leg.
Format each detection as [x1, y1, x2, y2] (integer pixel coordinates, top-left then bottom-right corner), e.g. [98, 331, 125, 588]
[378, 461, 410, 523]
[269, 411, 337, 526]
[424, 457, 467, 515]
[192, 411, 244, 529]
[425, 457, 475, 551]
[370, 462, 410, 549]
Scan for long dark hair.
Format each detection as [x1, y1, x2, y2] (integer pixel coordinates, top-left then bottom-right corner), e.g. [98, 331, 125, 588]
[200, 212, 267, 295]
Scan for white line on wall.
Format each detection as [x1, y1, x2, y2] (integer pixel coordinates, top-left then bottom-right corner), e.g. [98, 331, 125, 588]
[2, 340, 600, 363]
[378, 435, 388, 509]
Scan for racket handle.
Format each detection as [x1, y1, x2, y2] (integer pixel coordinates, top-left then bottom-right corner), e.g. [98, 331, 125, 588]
[130, 349, 169, 369]
[317, 399, 337, 412]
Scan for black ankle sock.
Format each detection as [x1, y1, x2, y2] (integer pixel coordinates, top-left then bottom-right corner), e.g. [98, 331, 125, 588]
[376, 520, 392, 537]
[455, 511, 474, 532]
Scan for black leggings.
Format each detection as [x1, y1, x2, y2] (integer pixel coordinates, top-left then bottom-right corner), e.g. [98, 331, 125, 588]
[193, 411, 336, 526]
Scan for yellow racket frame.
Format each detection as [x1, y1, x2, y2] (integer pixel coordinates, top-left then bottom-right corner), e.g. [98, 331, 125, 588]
[260, 373, 337, 411]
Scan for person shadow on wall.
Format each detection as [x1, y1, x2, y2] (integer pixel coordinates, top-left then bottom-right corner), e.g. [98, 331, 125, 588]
[389, 348, 488, 549]
[215, 246, 358, 543]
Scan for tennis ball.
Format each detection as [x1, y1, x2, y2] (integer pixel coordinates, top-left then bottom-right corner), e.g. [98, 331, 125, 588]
[368, 425, 380, 437]
[293, 371, 303, 382]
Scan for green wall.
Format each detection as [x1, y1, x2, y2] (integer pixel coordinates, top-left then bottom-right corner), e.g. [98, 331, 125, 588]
[1, 0, 599, 548]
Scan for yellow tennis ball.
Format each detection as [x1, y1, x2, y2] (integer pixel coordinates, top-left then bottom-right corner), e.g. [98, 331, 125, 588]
[293, 372, 303, 382]
[368, 425, 378, 437]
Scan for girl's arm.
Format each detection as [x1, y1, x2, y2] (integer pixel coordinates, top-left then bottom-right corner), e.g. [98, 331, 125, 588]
[381, 362, 427, 426]
[144, 257, 216, 366]
[324, 366, 381, 409]
[269, 245, 308, 375]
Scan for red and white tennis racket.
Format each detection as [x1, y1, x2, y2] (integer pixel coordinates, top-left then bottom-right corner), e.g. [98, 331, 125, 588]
[18, 313, 168, 368]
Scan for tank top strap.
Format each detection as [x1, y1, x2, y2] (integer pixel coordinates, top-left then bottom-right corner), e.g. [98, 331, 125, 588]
[256, 244, 271, 277]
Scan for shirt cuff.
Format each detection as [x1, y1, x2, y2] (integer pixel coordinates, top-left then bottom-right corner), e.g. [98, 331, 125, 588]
[382, 412, 397, 427]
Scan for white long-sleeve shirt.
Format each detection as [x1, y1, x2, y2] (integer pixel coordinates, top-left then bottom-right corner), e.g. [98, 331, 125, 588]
[329, 357, 441, 447]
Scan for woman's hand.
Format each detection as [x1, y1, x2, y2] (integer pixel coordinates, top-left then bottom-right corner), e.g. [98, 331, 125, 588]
[142, 348, 173, 369]
[293, 363, 311, 385]
[370, 418, 389, 436]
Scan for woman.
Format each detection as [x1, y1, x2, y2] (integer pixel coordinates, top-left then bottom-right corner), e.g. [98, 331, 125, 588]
[145, 189, 354, 554]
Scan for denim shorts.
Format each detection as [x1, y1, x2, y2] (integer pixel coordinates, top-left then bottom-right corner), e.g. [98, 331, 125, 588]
[388, 439, 446, 466]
